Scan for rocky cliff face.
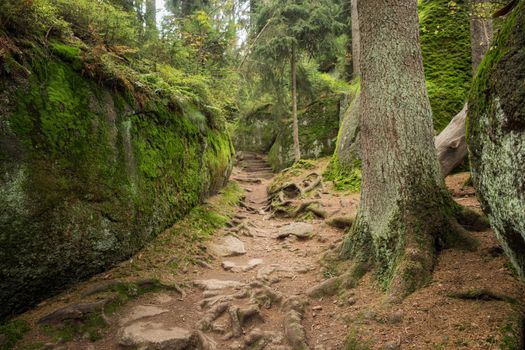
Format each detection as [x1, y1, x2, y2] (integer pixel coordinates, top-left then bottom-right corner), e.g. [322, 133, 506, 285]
[468, 1, 525, 278]
[0, 56, 233, 320]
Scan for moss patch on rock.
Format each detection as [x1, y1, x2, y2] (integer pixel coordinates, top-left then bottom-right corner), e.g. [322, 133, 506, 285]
[0, 53, 234, 321]
[419, 0, 472, 132]
[467, 0, 525, 278]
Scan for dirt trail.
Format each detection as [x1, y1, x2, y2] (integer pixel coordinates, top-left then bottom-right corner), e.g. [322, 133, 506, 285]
[12, 155, 525, 350]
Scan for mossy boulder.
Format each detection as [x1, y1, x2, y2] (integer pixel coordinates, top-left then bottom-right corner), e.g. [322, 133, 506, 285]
[267, 96, 340, 170]
[233, 103, 280, 153]
[419, 0, 472, 131]
[467, 1, 525, 278]
[0, 58, 233, 320]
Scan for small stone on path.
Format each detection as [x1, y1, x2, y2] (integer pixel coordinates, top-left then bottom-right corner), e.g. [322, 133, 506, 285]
[275, 222, 314, 240]
[208, 235, 246, 257]
[118, 321, 191, 350]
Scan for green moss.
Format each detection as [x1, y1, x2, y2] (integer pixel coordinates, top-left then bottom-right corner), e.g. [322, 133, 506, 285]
[49, 41, 82, 70]
[1, 54, 234, 321]
[499, 317, 524, 350]
[0, 320, 31, 350]
[419, 0, 472, 131]
[324, 157, 361, 192]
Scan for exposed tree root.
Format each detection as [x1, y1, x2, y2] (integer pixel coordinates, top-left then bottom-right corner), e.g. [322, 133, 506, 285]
[198, 302, 230, 331]
[448, 289, 518, 304]
[81, 278, 186, 298]
[307, 262, 368, 298]
[282, 296, 310, 350]
[191, 330, 218, 350]
[38, 299, 116, 325]
[326, 216, 354, 230]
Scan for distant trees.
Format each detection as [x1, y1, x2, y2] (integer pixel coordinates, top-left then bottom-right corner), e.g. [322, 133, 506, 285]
[251, 0, 343, 162]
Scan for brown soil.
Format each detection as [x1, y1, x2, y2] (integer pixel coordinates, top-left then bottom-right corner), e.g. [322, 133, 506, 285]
[13, 157, 525, 350]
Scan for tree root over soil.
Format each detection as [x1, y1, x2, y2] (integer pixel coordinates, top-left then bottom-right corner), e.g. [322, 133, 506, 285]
[337, 197, 487, 302]
[194, 272, 310, 349]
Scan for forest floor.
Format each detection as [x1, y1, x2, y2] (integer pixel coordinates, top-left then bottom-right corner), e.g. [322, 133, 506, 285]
[9, 154, 525, 350]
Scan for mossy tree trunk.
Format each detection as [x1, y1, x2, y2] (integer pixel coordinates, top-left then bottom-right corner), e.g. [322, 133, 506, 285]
[291, 43, 301, 162]
[351, 0, 360, 78]
[341, 0, 469, 299]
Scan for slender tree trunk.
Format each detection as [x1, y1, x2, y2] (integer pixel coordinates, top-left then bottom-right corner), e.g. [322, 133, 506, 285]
[341, 0, 471, 299]
[470, 0, 494, 73]
[435, 0, 493, 176]
[351, 0, 360, 78]
[291, 44, 301, 162]
[145, 0, 158, 41]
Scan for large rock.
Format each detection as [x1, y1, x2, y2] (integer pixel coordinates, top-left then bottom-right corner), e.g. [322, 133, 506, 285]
[275, 223, 314, 240]
[0, 56, 234, 319]
[233, 103, 280, 153]
[268, 96, 340, 170]
[118, 321, 191, 350]
[208, 235, 246, 257]
[467, 2, 525, 278]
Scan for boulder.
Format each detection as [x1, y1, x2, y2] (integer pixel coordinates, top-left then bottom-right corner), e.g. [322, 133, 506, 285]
[208, 235, 246, 257]
[467, 2, 525, 278]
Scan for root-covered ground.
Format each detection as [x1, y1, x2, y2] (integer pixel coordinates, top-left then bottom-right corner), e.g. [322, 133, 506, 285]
[8, 155, 524, 350]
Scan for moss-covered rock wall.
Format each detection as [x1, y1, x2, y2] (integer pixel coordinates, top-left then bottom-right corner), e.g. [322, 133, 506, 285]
[0, 56, 233, 320]
[267, 96, 340, 170]
[467, 0, 525, 278]
[233, 103, 280, 153]
[419, 0, 472, 131]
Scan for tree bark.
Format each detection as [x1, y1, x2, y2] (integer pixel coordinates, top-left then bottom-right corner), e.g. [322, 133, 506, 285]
[435, 0, 493, 176]
[470, 0, 494, 73]
[351, 0, 360, 78]
[145, 0, 158, 40]
[341, 0, 468, 299]
[291, 44, 301, 162]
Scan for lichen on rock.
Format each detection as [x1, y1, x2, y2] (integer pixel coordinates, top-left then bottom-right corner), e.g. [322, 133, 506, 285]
[467, 0, 525, 278]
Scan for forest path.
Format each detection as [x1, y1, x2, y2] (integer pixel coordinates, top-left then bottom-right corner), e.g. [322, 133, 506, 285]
[14, 156, 525, 350]
[92, 153, 356, 349]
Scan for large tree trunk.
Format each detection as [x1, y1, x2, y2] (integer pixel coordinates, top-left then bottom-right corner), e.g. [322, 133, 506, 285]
[351, 0, 360, 78]
[435, 0, 493, 176]
[291, 44, 301, 162]
[341, 0, 469, 299]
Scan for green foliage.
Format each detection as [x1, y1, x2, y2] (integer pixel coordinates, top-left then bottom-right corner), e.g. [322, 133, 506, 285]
[418, 0, 472, 131]
[0, 320, 31, 350]
[297, 58, 353, 102]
